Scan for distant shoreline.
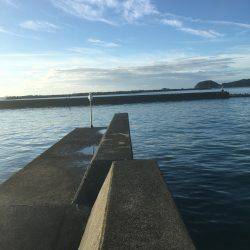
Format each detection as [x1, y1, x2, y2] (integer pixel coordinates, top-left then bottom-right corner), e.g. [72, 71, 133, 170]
[3, 78, 250, 100]
[5, 88, 194, 100]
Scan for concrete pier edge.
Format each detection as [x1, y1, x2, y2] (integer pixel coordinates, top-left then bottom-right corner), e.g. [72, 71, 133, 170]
[72, 113, 133, 208]
[0, 127, 104, 250]
[79, 160, 195, 250]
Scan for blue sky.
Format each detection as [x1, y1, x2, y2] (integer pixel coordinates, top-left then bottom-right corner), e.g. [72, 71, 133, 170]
[0, 0, 250, 96]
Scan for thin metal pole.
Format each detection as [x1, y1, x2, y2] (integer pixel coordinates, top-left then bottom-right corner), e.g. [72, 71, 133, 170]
[90, 100, 93, 128]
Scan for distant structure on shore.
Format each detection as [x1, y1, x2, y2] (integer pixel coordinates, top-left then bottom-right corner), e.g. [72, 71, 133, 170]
[195, 79, 250, 90]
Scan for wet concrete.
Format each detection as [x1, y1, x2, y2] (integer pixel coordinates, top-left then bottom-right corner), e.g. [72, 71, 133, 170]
[80, 160, 196, 250]
[0, 127, 104, 250]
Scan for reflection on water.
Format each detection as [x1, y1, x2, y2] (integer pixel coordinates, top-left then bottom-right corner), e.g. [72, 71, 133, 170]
[0, 97, 250, 249]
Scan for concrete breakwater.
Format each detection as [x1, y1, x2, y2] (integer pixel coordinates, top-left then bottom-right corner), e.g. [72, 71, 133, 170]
[0, 91, 229, 109]
[0, 113, 195, 249]
[230, 93, 250, 98]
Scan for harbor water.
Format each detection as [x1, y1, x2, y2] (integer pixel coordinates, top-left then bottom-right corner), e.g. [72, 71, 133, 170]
[0, 95, 250, 249]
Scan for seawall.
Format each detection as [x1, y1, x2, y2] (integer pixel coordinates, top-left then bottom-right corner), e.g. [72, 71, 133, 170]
[0, 91, 230, 109]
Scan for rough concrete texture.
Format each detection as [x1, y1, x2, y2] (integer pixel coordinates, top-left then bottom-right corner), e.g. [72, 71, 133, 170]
[94, 113, 133, 161]
[79, 165, 113, 250]
[79, 160, 196, 250]
[73, 113, 133, 207]
[0, 127, 104, 250]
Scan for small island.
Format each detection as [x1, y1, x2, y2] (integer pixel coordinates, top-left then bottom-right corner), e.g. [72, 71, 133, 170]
[195, 80, 221, 90]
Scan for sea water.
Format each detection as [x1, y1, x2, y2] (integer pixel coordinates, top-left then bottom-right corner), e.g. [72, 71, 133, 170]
[0, 96, 249, 250]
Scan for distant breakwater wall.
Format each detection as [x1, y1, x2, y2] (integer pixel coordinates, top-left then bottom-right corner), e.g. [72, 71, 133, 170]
[230, 93, 250, 98]
[0, 91, 230, 109]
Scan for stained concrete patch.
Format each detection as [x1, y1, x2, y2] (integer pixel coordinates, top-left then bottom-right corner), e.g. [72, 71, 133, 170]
[98, 129, 107, 135]
[77, 146, 97, 156]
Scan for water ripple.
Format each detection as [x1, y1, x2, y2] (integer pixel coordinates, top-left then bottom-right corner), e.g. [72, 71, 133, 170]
[0, 98, 250, 249]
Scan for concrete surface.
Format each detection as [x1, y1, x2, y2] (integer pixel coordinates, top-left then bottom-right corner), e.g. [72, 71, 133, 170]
[79, 160, 196, 250]
[0, 127, 104, 250]
[73, 113, 133, 208]
[94, 113, 133, 161]
[0, 113, 196, 250]
[79, 165, 113, 250]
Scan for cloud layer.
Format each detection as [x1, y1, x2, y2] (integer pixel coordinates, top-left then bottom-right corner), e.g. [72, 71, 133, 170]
[49, 55, 239, 90]
[162, 19, 221, 38]
[51, 0, 157, 25]
[50, 0, 250, 39]
[87, 38, 119, 48]
[1, 45, 250, 96]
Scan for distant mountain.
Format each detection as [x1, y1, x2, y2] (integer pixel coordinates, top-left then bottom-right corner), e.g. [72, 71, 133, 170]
[222, 79, 250, 88]
[195, 80, 221, 89]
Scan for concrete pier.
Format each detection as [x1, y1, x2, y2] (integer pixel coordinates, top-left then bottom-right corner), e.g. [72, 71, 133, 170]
[73, 113, 133, 207]
[0, 128, 103, 250]
[0, 113, 196, 249]
[80, 160, 195, 250]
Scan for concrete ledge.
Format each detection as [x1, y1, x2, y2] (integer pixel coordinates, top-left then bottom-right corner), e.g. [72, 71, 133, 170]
[0, 127, 103, 250]
[79, 160, 195, 250]
[73, 113, 133, 207]
[94, 113, 133, 161]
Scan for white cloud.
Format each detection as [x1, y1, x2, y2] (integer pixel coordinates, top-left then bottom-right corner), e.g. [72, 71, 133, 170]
[87, 38, 119, 48]
[208, 20, 250, 29]
[162, 19, 183, 28]
[0, 26, 21, 37]
[50, 0, 250, 41]
[0, 26, 11, 34]
[20, 20, 59, 32]
[50, 0, 250, 36]
[51, 0, 157, 25]
[179, 27, 221, 39]
[122, 0, 158, 23]
[51, 0, 118, 25]
[0, 26, 41, 40]
[163, 13, 250, 30]
[162, 18, 222, 38]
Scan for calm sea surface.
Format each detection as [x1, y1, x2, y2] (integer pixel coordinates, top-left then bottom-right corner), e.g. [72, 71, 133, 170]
[0, 94, 250, 249]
